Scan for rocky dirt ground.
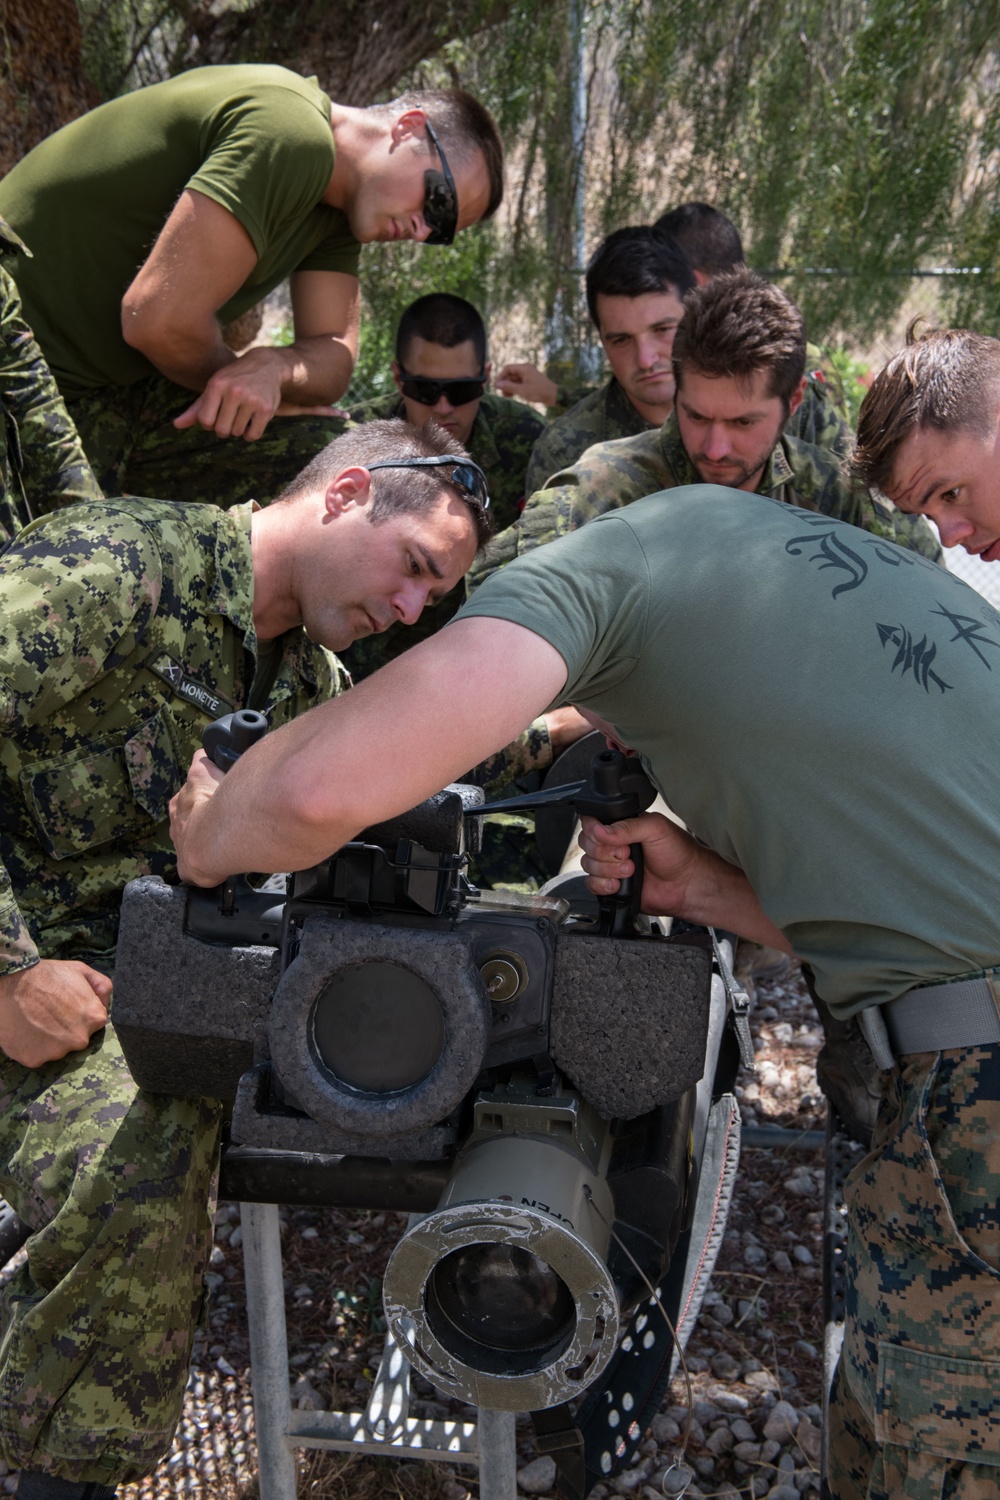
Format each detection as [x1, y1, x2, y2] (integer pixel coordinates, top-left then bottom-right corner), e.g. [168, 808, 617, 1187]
[0, 960, 836, 1500]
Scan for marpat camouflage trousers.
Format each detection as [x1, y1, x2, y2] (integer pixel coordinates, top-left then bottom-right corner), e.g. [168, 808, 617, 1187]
[829, 1042, 1000, 1498]
[68, 373, 350, 508]
[0, 1023, 221, 1485]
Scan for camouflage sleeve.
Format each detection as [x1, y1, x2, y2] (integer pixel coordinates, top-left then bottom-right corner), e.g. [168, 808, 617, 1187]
[465, 523, 519, 595]
[0, 510, 165, 976]
[857, 487, 944, 562]
[789, 377, 854, 458]
[0, 265, 103, 530]
[515, 482, 578, 558]
[0, 510, 163, 728]
[525, 423, 583, 497]
[552, 381, 598, 418]
[889, 509, 944, 563]
[0, 864, 39, 974]
[465, 717, 554, 797]
[464, 478, 575, 592]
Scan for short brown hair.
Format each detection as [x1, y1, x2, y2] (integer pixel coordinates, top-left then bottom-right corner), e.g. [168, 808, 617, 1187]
[371, 89, 504, 222]
[672, 269, 806, 410]
[276, 419, 492, 548]
[854, 326, 1000, 493]
[653, 202, 744, 277]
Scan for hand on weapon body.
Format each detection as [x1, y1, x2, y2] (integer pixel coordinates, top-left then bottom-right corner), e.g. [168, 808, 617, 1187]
[579, 810, 793, 954]
[169, 749, 227, 886]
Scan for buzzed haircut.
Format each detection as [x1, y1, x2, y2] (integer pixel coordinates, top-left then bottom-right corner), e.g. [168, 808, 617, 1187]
[396, 294, 487, 370]
[585, 226, 695, 329]
[368, 89, 504, 221]
[654, 203, 744, 278]
[274, 418, 492, 547]
[854, 327, 1000, 494]
[672, 268, 806, 410]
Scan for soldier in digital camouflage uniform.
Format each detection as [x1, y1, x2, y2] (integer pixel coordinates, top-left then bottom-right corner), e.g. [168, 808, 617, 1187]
[473, 271, 940, 594]
[0, 68, 503, 509]
[509, 205, 851, 492]
[0, 219, 102, 548]
[523, 226, 695, 496]
[525, 347, 850, 489]
[0, 421, 485, 1498]
[342, 293, 544, 682]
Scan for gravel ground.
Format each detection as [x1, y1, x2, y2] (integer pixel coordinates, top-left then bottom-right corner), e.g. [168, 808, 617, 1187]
[0, 961, 833, 1500]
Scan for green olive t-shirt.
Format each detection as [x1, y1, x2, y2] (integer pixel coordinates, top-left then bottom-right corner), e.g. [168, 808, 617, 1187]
[0, 65, 360, 396]
[456, 486, 1000, 1018]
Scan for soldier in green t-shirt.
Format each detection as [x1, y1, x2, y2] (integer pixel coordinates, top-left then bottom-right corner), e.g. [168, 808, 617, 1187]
[173, 472, 1000, 1500]
[0, 67, 503, 506]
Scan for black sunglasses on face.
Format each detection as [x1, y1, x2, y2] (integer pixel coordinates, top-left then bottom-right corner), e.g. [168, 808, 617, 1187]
[398, 369, 487, 407]
[422, 121, 459, 247]
[366, 455, 491, 511]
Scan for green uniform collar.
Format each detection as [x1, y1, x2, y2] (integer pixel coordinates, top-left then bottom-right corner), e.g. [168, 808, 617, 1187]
[604, 377, 655, 434]
[206, 500, 329, 694]
[206, 501, 257, 651]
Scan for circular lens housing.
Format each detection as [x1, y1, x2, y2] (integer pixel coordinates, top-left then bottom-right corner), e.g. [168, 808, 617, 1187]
[311, 960, 444, 1093]
[425, 1242, 576, 1375]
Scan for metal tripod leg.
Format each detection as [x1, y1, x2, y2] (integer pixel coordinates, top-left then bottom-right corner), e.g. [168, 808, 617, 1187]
[241, 1201, 520, 1499]
[477, 1407, 517, 1500]
[241, 1201, 297, 1500]
[821, 1111, 867, 1495]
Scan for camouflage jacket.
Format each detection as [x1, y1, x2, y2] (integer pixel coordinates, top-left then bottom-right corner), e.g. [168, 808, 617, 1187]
[0, 499, 346, 976]
[525, 378, 643, 497]
[466, 414, 940, 589]
[341, 391, 545, 681]
[0, 218, 103, 548]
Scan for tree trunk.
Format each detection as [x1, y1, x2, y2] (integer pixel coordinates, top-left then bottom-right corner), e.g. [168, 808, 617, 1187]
[0, 0, 97, 177]
[185, 0, 511, 105]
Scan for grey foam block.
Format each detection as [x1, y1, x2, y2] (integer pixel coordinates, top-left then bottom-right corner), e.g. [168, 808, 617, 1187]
[269, 913, 490, 1134]
[231, 1067, 458, 1158]
[550, 934, 712, 1118]
[112, 876, 280, 1099]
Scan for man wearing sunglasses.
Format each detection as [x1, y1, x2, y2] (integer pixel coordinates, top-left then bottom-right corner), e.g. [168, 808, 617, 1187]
[345, 293, 545, 678]
[0, 66, 503, 508]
